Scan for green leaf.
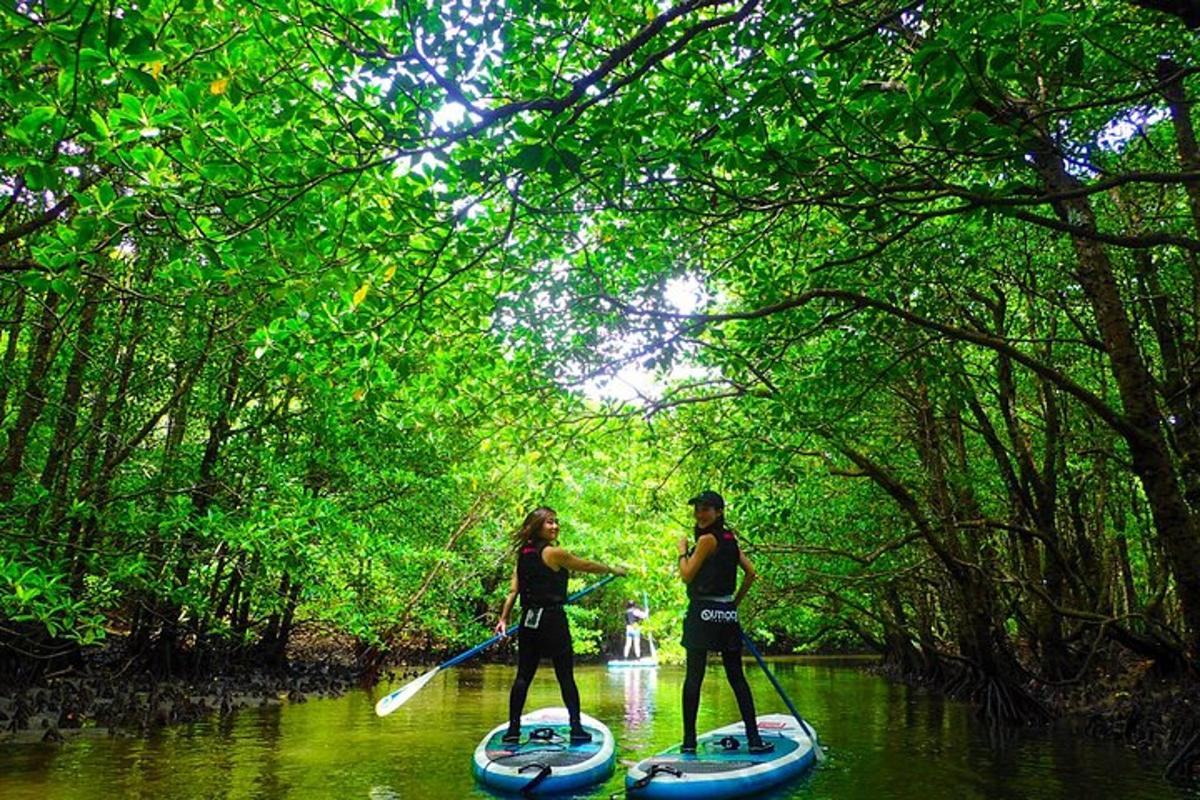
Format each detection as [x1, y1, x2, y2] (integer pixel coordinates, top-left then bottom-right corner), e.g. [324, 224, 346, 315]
[559, 149, 583, 173]
[17, 106, 56, 134]
[88, 110, 110, 139]
[1065, 42, 1084, 74]
[124, 29, 156, 57]
[125, 67, 161, 95]
[513, 143, 546, 171]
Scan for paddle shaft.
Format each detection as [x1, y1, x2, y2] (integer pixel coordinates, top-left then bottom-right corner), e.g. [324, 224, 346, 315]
[642, 589, 656, 656]
[741, 630, 824, 759]
[442, 574, 616, 669]
[375, 574, 617, 716]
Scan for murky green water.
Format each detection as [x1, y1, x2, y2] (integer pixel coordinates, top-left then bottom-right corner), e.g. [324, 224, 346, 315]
[0, 659, 1195, 799]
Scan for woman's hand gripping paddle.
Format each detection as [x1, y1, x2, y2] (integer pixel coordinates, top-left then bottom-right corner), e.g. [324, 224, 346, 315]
[374, 574, 618, 717]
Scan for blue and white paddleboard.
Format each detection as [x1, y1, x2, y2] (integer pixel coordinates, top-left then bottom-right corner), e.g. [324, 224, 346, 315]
[472, 707, 615, 796]
[626, 714, 816, 799]
[606, 657, 659, 669]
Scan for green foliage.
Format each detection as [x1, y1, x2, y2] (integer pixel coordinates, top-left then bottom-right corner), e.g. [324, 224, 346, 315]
[3, 0, 1200, 683]
[0, 556, 105, 644]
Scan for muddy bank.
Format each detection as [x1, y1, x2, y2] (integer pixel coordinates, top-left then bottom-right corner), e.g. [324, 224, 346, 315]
[872, 656, 1200, 783]
[0, 630, 425, 744]
[1060, 664, 1200, 781]
[0, 625, 630, 744]
[0, 661, 376, 744]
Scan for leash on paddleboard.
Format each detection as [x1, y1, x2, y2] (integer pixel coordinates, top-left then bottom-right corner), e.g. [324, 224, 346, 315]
[374, 574, 619, 717]
[741, 630, 826, 762]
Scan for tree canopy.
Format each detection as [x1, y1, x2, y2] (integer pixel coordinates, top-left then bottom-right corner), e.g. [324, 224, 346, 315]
[4, 0, 1200, 720]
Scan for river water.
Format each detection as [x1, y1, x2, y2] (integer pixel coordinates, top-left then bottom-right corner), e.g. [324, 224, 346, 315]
[1, 659, 1195, 799]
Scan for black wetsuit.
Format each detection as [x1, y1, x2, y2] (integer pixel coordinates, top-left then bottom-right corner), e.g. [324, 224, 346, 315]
[682, 526, 741, 652]
[680, 525, 762, 748]
[507, 540, 582, 731]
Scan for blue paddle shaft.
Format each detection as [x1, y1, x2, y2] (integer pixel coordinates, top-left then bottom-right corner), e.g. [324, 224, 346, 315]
[442, 631, 509, 669]
[441, 574, 617, 672]
[741, 631, 818, 743]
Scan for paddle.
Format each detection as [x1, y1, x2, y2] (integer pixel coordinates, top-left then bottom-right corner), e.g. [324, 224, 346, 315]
[374, 574, 618, 717]
[741, 630, 826, 762]
[642, 590, 656, 659]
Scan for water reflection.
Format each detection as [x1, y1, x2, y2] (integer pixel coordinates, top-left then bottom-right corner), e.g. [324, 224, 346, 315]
[606, 665, 658, 728]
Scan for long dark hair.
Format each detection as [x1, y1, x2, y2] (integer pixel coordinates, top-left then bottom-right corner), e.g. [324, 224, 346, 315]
[512, 506, 556, 551]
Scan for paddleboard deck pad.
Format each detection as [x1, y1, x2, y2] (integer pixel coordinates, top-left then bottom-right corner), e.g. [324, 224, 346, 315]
[626, 714, 816, 799]
[472, 707, 615, 796]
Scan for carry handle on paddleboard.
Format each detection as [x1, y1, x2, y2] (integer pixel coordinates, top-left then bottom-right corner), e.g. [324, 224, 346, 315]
[741, 630, 826, 762]
[375, 574, 618, 717]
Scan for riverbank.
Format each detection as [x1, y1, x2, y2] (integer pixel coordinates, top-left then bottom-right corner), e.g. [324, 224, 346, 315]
[0, 630, 621, 743]
[1060, 664, 1200, 780]
[0, 628, 370, 744]
[872, 654, 1200, 782]
[0, 662, 363, 744]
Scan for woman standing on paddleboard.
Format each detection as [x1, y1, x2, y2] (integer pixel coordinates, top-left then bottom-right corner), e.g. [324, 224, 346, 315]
[495, 506, 626, 744]
[623, 599, 648, 659]
[676, 490, 774, 754]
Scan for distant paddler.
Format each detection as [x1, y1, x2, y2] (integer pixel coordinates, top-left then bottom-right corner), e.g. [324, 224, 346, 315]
[623, 599, 649, 660]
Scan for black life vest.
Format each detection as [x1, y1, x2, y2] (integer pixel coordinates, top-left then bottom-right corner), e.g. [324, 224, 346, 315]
[688, 528, 739, 599]
[518, 540, 568, 607]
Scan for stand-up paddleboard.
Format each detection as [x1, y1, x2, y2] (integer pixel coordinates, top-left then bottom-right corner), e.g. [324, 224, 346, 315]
[473, 707, 615, 796]
[626, 714, 816, 799]
[606, 656, 659, 669]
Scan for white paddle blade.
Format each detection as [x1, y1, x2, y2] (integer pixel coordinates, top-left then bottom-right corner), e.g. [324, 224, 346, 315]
[803, 722, 827, 763]
[374, 667, 440, 717]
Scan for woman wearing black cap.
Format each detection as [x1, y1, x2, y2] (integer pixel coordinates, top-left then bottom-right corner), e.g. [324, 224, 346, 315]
[676, 491, 773, 754]
[495, 506, 626, 745]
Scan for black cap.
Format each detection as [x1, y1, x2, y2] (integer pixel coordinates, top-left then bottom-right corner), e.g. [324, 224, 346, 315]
[687, 490, 725, 509]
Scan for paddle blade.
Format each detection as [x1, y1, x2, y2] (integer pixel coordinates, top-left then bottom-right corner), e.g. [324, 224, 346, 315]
[374, 667, 440, 717]
[812, 736, 827, 763]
